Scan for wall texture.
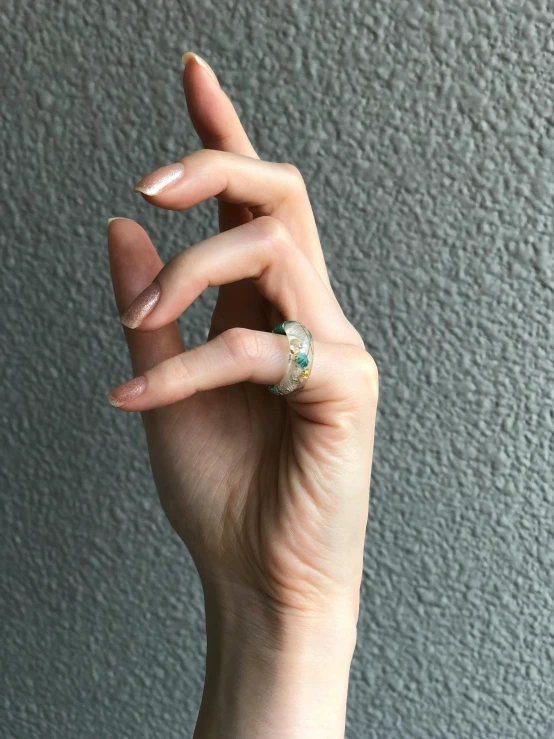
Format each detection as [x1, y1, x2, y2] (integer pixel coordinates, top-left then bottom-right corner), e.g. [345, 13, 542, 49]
[2, 0, 553, 737]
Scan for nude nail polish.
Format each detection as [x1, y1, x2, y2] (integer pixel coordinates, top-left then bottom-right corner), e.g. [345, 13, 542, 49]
[107, 217, 133, 227]
[134, 162, 185, 196]
[182, 51, 219, 85]
[107, 376, 147, 407]
[120, 281, 161, 329]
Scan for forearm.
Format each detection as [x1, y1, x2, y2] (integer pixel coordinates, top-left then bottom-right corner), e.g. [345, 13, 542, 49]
[194, 585, 358, 739]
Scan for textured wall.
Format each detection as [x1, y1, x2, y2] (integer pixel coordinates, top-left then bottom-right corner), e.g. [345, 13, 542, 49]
[2, 0, 553, 737]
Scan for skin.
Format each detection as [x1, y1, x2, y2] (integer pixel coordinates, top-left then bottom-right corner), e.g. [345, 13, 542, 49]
[107, 53, 378, 738]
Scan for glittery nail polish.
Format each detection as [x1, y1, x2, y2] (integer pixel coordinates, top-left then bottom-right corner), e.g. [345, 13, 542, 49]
[134, 162, 185, 196]
[107, 376, 147, 407]
[120, 282, 161, 329]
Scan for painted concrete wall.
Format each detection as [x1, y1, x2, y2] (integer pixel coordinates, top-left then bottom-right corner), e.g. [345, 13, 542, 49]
[2, 0, 553, 736]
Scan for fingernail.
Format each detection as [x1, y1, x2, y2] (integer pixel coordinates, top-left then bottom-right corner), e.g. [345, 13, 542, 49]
[182, 51, 219, 85]
[134, 162, 185, 196]
[107, 376, 147, 407]
[120, 281, 161, 329]
[108, 217, 132, 227]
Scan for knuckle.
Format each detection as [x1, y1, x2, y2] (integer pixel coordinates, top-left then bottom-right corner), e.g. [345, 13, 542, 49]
[192, 147, 217, 162]
[253, 215, 294, 253]
[186, 148, 220, 171]
[348, 347, 379, 402]
[221, 328, 261, 362]
[280, 162, 305, 189]
[351, 328, 367, 350]
[340, 324, 368, 351]
[174, 353, 194, 384]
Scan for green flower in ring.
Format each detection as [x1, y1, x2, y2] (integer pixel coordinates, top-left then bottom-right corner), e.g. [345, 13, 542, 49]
[295, 351, 309, 369]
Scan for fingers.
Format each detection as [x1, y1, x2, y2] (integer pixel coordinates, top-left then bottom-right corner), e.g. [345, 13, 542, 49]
[182, 53, 259, 159]
[107, 218, 184, 376]
[136, 52, 330, 287]
[181, 50, 271, 336]
[181, 51, 259, 237]
[133, 149, 304, 214]
[107, 327, 378, 414]
[134, 148, 330, 286]
[119, 216, 349, 341]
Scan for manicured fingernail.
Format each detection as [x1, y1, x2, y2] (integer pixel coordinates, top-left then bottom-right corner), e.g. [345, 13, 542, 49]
[120, 281, 161, 329]
[107, 376, 147, 407]
[182, 51, 219, 85]
[134, 162, 185, 196]
[108, 217, 132, 227]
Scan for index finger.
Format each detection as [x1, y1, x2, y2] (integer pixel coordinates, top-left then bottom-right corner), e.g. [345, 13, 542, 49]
[182, 52, 259, 159]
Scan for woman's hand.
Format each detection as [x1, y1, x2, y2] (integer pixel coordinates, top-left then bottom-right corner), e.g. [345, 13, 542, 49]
[107, 53, 378, 739]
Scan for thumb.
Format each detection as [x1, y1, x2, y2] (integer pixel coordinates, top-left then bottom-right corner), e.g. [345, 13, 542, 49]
[107, 218, 184, 377]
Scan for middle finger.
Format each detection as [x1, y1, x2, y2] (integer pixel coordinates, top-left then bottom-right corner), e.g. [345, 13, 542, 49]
[119, 216, 350, 343]
[134, 149, 330, 286]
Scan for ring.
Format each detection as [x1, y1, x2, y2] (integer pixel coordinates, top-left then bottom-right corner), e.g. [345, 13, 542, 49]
[268, 320, 314, 397]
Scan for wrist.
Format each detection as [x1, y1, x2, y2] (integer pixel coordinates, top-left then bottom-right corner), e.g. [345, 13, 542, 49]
[194, 580, 358, 739]
[203, 576, 359, 653]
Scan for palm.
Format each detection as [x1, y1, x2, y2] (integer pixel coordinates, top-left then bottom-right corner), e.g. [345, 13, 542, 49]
[142, 276, 340, 607]
[145, 380, 282, 570]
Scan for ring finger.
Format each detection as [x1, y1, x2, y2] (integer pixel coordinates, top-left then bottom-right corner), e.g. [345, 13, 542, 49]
[107, 328, 373, 413]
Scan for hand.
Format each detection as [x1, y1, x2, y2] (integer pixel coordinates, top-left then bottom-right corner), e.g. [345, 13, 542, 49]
[107, 52, 378, 739]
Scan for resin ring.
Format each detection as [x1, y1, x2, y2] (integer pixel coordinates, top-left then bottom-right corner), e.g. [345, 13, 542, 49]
[268, 320, 314, 397]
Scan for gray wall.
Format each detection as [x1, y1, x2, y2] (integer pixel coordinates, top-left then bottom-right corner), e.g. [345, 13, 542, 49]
[2, 0, 553, 737]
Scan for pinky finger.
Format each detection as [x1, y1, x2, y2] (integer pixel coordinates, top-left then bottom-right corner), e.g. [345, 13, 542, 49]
[106, 327, 377, 414]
